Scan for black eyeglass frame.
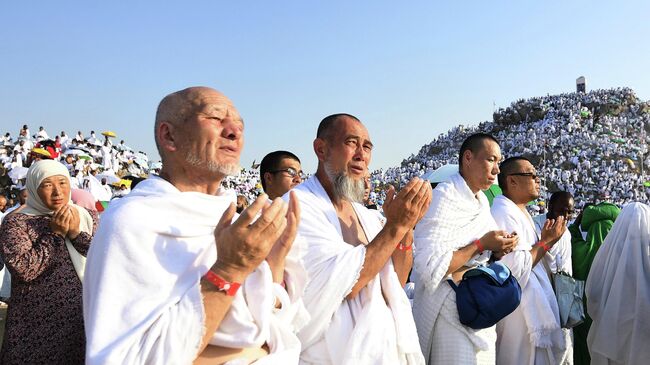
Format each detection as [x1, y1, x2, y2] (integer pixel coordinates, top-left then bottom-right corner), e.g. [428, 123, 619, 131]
[269, 167, 306, 179]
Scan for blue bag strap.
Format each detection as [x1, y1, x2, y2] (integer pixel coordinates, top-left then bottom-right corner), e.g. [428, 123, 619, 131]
[447, 279, 458, 291]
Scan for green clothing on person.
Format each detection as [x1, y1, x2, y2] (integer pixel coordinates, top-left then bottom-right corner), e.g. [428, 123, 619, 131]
[569, 202, 620, 365]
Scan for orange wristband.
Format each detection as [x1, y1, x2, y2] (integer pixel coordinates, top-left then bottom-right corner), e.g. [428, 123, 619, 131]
[397, 242, 413, 251]
[203, 270, 241, 296]
[536, 240, 551, 252]
[473, 239, 484, 253]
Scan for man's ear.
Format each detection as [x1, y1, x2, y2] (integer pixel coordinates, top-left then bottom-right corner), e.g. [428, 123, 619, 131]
[462, 149, 472, 167]
[314, 138, 327, 162]
[263, 172, 273, 187]
[507, 175, 517, 191]
[157, 121, 177, 153]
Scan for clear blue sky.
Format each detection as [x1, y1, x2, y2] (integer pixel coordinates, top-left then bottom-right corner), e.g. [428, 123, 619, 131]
[2, 1, 649, 173]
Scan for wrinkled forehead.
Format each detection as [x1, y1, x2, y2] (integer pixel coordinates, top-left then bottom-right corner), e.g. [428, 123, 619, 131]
[334, 117, 371, 141]
[191, 91, 242, 122]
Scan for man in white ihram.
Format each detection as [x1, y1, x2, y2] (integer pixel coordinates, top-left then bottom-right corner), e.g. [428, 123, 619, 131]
[84, 87, 307, 364]
[491, 156, 568, 365]
[412, 133, 518, 364]
[290, 113, 431, 364]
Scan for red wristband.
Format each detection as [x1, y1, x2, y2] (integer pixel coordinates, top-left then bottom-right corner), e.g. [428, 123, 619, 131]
[203, 270, 241, 296]
[473, 239, 484, 253]
[536, 240, 551, 252]
[397, 242, 413, 251]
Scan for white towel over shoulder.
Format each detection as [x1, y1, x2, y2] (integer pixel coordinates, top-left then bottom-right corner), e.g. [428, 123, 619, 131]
[290, 176, 424, 365]
[412, 172, 497, 363]
[83, 176, 307, 365]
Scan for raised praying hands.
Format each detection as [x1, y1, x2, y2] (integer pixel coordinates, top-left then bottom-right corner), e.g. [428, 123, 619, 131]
[382, 177, 432, 230]
[212, 193, 293, 283]
[266, 191, 301, 283]
[540, 215, 566, 247]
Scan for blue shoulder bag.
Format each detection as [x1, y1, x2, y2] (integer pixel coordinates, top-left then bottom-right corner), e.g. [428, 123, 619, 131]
[447, 261, 522, 329]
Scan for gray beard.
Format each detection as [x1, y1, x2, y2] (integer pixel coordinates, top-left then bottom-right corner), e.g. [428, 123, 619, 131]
[324, 163, 365, 203]
[185, 151, 240, 176]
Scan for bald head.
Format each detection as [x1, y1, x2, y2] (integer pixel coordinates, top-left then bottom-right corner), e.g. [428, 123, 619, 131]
[154, 86, 225, 157]
[317, 113, 361, 142]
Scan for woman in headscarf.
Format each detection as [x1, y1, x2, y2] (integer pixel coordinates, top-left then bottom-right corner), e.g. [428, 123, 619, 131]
[585, 202, 650, 365]
[0, 160, 98, 365]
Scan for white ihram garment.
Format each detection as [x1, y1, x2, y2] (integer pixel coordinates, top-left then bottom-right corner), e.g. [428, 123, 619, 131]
[586, 203, 650, 365]
[290, 176, 424, 365]
[84, 176, 307, 365]
[491, 195, 567, 365]
[412, 172, 497, 365]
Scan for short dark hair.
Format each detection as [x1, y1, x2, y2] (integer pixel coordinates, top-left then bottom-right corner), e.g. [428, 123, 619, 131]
[260, 150, 301, 190]
[548, 191, 573, 210]
[497, 156, 531, 193]
[317, 113, 360, 141]
[458, 133, 499, 169]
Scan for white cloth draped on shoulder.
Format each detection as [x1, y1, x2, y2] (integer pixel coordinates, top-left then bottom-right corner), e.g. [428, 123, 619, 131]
[289, 176, 424, 365]
[586, 202, 650, 365]
[83, 175, 307, 365]
[491, 195, 567, 365]
[412, 172, 497, 364]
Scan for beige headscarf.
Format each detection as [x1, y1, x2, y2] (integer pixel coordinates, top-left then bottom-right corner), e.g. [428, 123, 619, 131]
[22, 160, 93, 282]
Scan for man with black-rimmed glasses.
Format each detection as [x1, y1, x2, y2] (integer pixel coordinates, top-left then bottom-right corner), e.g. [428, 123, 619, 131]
[260, 150, 305, 200]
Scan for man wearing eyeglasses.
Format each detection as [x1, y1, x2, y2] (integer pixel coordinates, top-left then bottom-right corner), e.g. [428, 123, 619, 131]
[491, 156, 569, 365]
[260, 150, 304, 200]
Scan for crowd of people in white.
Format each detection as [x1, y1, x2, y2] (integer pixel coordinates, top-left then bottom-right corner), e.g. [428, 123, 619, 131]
[0, 127, 160, 210]
[2, 88, 647, 213]
[0, 86, 648, 365]
[372, 87, 650, 210]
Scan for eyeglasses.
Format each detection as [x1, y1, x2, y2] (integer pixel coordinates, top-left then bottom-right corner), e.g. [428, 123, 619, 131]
[270, 167, 305, 179]
[508, 172, 539, 180]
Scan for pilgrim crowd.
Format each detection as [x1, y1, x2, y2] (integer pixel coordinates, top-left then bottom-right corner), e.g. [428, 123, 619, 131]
[0, 86, 648, 365]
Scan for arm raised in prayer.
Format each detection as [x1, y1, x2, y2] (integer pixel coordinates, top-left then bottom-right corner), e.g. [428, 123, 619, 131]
[347, 178, 432, 299]
[391, 230, 413, 287]
[69, 209, 99, 255]
[265, 191, 301, 284]
[0, 214, 67, 282]
[195, 194, 290, 360]
[529, 216, 565, 267]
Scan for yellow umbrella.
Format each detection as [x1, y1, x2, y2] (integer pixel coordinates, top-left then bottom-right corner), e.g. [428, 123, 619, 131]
[102, 131, 117, 138]
[31, 148, 52, 158]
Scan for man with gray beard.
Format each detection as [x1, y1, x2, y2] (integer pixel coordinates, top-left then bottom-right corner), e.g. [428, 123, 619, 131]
[288, 113, 431, 364]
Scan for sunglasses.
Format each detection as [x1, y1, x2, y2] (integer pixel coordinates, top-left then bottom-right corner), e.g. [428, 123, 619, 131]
[508, 172, 539, 180]
[270, 167, 306, 179]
